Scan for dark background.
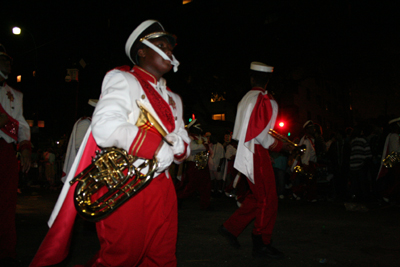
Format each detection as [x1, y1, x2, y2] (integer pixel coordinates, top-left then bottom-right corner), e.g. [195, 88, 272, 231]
[1, 0, 400, 143]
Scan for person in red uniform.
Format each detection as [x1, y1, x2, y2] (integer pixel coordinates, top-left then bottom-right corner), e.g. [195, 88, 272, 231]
[0, 44, 31, 266]
[30, 20, 190, 267]
[176, 120, 212, 210]
[218, 62, 292, 259]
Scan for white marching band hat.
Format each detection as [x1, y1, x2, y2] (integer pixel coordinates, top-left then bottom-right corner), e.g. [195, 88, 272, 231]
[303, 120, 314, 129]
[125, 20, 176, 64]
[388, 117, 400, 125]
[250, 62, 274, 73]
[88, 99, 98, 107]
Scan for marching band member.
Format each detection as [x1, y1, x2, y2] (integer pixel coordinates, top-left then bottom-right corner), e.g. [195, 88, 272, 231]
[0, 44, 32, 267]
[176, 120, 212, 210]
[61, 99, 97, 183]
[30, 20, 190, 267]
[207, 133, 225, 196]
[290, 120, 318, 201]
[376, 117, 400, 202]
[218, 62, 292, 259]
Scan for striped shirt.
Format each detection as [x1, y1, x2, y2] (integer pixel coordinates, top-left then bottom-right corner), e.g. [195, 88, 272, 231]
[350, 137, 372, 171]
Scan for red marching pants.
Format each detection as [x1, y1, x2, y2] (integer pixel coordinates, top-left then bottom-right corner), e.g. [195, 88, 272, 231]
[30, 134, 178, 267]
[0, 139, 19, 260]
[87, 172, 178, 267]
[223, 144, 278, 244]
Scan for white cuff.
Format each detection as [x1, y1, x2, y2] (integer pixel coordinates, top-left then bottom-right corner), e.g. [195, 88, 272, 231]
[165, 133, 185, 155]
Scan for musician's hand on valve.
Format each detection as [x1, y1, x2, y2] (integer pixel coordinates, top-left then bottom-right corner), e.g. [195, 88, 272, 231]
[155, 142, 174, 173]
[165, 133, 185, 155]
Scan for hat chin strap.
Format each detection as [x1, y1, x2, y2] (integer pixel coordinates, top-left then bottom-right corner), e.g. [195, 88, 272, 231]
[141, 39, 179, 72]
[0, 70, 8, 80]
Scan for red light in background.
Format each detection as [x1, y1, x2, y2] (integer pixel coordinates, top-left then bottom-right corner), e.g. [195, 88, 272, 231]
[279, 121, 284, 127]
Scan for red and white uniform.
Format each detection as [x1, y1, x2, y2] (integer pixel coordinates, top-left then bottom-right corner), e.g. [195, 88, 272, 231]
[0, 83, 31, 259]
[0, 84, 30, 143]
[232, 89, 279, 182]
[223, 88, 283, 245]
[30, 66, 190, 267]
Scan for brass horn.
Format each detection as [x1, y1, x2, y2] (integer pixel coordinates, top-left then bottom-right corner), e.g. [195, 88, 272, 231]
[383, 151, 400, 168]
[268, 129, 306, 155]
[194, 151, 210, 170]
[70, 103, 168, 222]
[294, 165, 313, 179]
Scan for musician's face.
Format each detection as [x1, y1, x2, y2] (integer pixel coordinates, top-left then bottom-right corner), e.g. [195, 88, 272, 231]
[306, 126, 315, 136]
[224, 134, 231, 143]
[138, 37, 174, 79]
[0, 56, 11, 76]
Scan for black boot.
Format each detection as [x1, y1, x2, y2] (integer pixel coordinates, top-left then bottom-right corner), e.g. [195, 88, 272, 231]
[252, 234, 284, 259]
[218, 225, 241, 249]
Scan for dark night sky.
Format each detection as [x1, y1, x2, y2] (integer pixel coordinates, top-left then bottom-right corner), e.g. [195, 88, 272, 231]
[1, 0, 400, 139]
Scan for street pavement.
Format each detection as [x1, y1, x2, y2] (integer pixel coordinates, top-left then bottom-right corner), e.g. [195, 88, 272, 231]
[15, 186, 400, 267]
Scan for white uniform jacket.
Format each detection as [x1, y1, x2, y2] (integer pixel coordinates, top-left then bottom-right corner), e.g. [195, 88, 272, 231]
[232, 88, 278, 184]
[299, 135, 317, 165]
[187, 135, 208, 162]
[209, 142, 224, 172]
[48, 66, 190, 227]
[0, 83, 30, 143]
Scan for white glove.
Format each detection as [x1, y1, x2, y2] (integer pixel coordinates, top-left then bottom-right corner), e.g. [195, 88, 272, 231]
[165, 133, 185, 155]
[156, 142, 174, 173]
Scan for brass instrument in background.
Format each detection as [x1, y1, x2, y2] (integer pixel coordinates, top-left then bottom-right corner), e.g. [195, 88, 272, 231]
[194, 151, 210, 170]
[70, 103, 167, 222]
[268, 129, 306, 155]
[383, 151, 400, 168]
[294, 165, 313, 179]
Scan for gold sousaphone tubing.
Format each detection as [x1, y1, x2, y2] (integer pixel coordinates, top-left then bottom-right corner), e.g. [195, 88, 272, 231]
[268, 129, 306, 154]
[70, 101, 171, 222]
